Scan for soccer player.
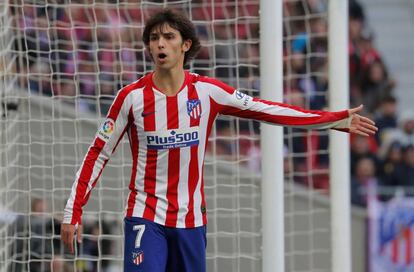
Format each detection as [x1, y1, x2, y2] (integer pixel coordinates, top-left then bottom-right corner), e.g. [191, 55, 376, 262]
[61, 9, 377, 272]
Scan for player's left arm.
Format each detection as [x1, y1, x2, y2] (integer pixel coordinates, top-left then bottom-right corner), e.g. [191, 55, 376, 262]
[208, 83, 376, 135]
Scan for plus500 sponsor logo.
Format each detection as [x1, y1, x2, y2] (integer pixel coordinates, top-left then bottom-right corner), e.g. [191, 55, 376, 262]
[146, 128, 199, 150]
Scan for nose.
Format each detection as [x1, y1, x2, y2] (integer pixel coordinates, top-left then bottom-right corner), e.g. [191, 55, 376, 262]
[158, 37, 165, 49]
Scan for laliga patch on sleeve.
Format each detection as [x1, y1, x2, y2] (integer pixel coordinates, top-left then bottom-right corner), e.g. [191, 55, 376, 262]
[97, 118, 115, 142]
[232, 90, 253, 109]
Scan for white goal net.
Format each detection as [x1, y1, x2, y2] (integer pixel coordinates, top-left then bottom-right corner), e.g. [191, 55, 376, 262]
[1, 0, 339, 272]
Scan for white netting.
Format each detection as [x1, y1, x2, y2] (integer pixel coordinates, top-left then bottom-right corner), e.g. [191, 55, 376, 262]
[2, 1, 262, 271]
[283, 1, 333, 271]
[2, 0, 343, 271]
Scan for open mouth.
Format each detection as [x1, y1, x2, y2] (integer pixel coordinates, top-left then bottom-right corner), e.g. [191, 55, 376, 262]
[158, 53, 167, 60]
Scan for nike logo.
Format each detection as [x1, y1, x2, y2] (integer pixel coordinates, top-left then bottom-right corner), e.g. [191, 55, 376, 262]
[141, 111, 155, 117]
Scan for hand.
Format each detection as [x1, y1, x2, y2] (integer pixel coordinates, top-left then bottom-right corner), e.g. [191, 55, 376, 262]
[348, 105, 378, 136]
[61, 223, 82, 254]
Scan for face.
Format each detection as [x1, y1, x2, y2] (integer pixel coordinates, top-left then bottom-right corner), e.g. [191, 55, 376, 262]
[148, 23, 192, 70]
[355, 158, 375, 182]
[349, 18, 363, 40]
[369, 62, 385, 83]
[404, 147, 414, 167]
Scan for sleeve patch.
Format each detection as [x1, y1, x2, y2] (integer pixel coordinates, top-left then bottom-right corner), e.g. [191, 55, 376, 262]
[233, 90, 253, 109]
[97, 118, 115, 142]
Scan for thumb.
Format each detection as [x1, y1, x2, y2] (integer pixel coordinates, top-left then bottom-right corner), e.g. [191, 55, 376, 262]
[348, 104, 363, 115]
[77, 224, 83, 243]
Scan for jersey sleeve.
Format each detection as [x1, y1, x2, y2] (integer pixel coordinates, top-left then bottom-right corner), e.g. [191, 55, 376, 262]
[206, 78, 351, 131]
[63, 89, 133, 225]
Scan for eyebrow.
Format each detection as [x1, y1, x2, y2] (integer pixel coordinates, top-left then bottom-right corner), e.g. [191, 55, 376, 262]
[150, 31, 175, 36]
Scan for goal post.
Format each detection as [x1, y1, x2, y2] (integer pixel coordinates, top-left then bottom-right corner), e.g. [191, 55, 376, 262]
[259, 0, 284, 272]
[328, 1, 351, 271]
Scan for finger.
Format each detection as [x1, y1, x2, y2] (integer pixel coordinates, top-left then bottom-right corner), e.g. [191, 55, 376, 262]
[359, 115, 376, 126]
[348, 104, 364, 115]
[77, 225, 83, 244]
[63, 230, 74, 254]
[351, 129, 369, 137]
[361, 123, 378, 132]
[357, 125, 376, 135]
[68, 232, 74, 254]
[69, 239, 74, 254]
[353, 122, 377, 135]
[62, 228, 74, 254]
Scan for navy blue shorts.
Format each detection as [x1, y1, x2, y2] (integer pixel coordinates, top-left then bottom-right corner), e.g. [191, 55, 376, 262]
[124, 217, 207, 272]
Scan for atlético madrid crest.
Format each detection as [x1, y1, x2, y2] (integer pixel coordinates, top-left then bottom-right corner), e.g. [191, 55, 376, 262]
[132, 251, 144, 266]
[187, 99, 202, 119]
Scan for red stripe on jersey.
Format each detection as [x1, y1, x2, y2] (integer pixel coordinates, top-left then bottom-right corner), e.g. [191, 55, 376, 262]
[221, 102, 349, 126]
[185, 82, 201, 228]
[71, 137, 106, 224]
[165, 96, 180, 227]
[197, 75, 235, 94]
[107, 79, 146, 121]
[127, 108, 139, 217]
[142, 85, 158, 221]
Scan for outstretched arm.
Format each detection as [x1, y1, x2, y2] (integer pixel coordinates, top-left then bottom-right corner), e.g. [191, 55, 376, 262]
[204, 78, 377, 135]
[199, 76, 377, 135]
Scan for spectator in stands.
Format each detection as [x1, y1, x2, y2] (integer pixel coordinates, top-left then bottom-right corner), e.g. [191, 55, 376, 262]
[378, 141, 405, 189]
[374, 95, 398, 145]
[382, 111, 414, 151]
[348, 0, 366, 104]
[9, 198, 62, 272]
[28, 60, 53, 96]
[283, 88, 330, 187]
[309, 17, 328, 69]
[351, 156, 378, 207]
[29, 198, 62, 272]
[400, 145, 414, 195]
[350, 133, 378, 176]
[79, 220, 113, 272]
[99, 73, 118, 116]
[360, 59, 394, 113]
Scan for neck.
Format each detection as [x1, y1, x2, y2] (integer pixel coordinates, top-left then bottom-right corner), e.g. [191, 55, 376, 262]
[153, 66, 186, 96]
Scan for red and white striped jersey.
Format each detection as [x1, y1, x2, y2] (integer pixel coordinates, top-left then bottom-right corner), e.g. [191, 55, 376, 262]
[63, 71, 351, 228]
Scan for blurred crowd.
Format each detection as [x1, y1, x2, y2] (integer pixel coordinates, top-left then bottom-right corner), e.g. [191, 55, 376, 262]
[6, 198, 116, 272]
[9, 0, 260, 115]
[8, 0, 413, 210]
[282, 0, 413, 208]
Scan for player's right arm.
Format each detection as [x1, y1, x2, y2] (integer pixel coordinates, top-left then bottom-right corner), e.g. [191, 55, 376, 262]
[61, 86, 135, 253]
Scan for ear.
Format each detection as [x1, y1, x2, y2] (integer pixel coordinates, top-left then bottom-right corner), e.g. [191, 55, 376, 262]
[182, 39, 192, 52]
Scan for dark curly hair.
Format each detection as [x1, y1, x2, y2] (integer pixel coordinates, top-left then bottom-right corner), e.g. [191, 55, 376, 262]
[142, 9, 201, 66]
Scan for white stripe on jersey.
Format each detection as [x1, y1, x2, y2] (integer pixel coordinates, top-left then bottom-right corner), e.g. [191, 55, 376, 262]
[176, 88, 191, 227]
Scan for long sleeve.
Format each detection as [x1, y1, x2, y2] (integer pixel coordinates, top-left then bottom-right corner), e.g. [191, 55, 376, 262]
[206, 78, 351, 131]
[63, 88, 134, 225]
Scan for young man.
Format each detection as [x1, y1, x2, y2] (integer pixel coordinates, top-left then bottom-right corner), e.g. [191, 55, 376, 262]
[61, 9, 377, 272]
